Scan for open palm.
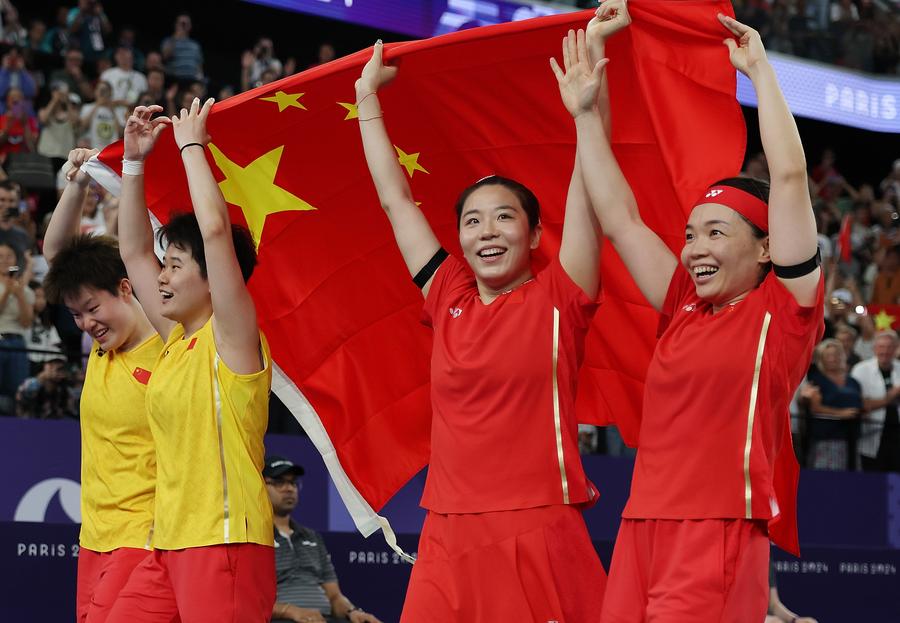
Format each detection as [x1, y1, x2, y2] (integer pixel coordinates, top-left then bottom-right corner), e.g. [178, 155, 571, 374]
[550, 29, 608, 118]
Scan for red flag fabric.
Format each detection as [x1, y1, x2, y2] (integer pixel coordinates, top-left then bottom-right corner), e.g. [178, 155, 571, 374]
[88, 2, 744, 539]
[867, 304, 900, 330]
[838, 213, 852, 262]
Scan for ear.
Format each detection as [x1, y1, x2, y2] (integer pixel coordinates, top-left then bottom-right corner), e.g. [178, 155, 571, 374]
[758, 235, 770, 264]
[118, 277, 133, 298]
[530, 222, 543, 250]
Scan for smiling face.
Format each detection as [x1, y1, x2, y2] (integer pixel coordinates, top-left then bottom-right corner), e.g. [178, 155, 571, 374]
[458, 184, 541, 296]
[64, 284, 138, 352]
[681, 203, 770, 309]
[157, 242, 210, 323]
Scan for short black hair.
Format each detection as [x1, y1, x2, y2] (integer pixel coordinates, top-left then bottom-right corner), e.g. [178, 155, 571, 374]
[43, 235, 127, 304]
[454, 175, 541, 230]
[157, 212, 257, 283]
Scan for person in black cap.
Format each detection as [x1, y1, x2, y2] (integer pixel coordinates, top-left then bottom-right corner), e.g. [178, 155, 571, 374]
[264, 455, 382, 623]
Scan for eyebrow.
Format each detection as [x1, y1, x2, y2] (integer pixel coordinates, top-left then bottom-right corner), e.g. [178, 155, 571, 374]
[685, 219, 730, 230]
[462, 204, 518, 219]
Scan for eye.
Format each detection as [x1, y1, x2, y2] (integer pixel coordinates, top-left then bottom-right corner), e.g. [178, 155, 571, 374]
[710, 229, 723, 237]
[685, 232, 694, 242]
[464, 217, 478, 226]
[89, 306, 99, 313]
[497, 213, 511, 220]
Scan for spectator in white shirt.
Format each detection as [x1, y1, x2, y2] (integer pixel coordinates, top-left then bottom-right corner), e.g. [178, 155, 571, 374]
[850, 330, 900, 471]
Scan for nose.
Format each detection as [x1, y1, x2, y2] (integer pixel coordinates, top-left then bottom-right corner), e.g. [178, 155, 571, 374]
[688, 235, 709, 259]
[479, 219, 498, 240]
[157, 267, 169, 285]
[81, 313, 97, 332]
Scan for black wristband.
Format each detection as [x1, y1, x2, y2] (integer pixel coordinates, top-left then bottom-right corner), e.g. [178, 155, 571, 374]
[773, 248, 821, 279]
[179, 142, 204, 154]
[413, 248, 449, 289]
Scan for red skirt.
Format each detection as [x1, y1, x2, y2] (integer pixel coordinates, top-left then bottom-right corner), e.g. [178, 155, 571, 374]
[401, 504, 607, 622]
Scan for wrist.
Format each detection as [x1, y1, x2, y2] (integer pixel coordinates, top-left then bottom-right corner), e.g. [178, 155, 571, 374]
[179, 142, 205, 155]
[122, 158, 145, 176]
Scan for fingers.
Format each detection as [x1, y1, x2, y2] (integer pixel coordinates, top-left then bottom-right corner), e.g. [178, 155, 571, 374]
[718, 13, 748, 37]
[594, 57, 610, 77]
[549, 57, 564, 81]
[723, 38, 738, 54]
[576, 29, 588, 66]
[562, 32, 571, 71]
[372, 38, 384, 66]
[199, 97, 214, 121]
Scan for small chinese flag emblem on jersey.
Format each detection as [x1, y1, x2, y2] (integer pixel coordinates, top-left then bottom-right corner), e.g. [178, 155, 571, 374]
[187, 337, 198, 351]
[133, 367, 151, 385]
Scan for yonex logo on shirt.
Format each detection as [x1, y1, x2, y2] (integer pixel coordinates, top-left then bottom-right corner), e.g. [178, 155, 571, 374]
[683, 304, 696, 312]
[705, 189, 724, 198]
[448, 307, 462, 319]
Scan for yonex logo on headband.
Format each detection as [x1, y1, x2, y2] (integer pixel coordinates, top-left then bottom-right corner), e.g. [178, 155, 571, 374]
[705, 189, 724, 198]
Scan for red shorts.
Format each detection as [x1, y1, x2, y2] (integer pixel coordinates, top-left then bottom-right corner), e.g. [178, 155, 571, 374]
[401, 504, 606, 622]
[105, 543, 275, 623]
[600, 518, 769, 623]
[77, 547, 151, 623]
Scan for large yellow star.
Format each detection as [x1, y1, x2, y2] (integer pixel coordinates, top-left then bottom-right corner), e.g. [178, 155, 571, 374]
[395, 145, 429, 178]
[337, 102, 358, 120]
[874, 308, 897, 331]
[208, 143, 316, 247]
[259, 91, 306, 112]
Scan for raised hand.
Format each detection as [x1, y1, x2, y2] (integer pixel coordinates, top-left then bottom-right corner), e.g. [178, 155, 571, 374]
[719, 13, 769, 79]
[550, 29, 609, 119]
[587, 0, 632, 46]
[64, 147, 100, 185]
[172, 97, 214, 150]
[124, 105, 171, 161]
[355, 40, 398, 95]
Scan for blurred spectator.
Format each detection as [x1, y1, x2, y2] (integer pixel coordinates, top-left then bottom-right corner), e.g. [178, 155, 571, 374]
[67, 0, 112, 64]
[25, 281, 62, 375]
[37, 81, 80, 170]
[241, 37, 282, 92]
[100, 46, 147, 108]
[1, 4, 25, 46]
[15, 357, 76, 419]
[309, 42, 336, 69]
[39, 7, 72, 58]
[835, 323, 861, 368]
[578, 424, 599, 455]
[851, 330, 900, 472]
[24, 19, 46, 54]
[869, 245, 900, 304]
[144, 67, 166, 108]
[0, 45, 35, 114]
[144, 49, 164, 73]
[807, 339, 863, 470]
[78, 181, 110, 236]
[0, 87, 38, 163]
[49, 48, 94, 103]
[0, 240, 33, 415]
[161, 14, 204, 82]
[0, 180, 27, 263]
[881, 159, 900, 201]
[79, 80, 122, 150]
[766, 558, 818, 623]
[112, 26, 145, 72]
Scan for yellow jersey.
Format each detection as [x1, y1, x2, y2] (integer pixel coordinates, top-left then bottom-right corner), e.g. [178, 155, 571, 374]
[80, 334, 162, 552]
[145, 316, 273, 549]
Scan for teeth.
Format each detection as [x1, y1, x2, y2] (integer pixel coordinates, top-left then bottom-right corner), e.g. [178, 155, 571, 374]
[693, 266, 718, 276]
[479, 248, 505, 258]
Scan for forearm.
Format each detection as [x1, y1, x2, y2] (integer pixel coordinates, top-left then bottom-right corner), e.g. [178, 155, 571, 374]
[14, 291, 32, 326]
[180, 147, 231, 239]
[272, 602, 293, 620]
[863, 397, 892, 412]
[330, 594, 355, 618]
[753, 64, 806, 181]
[588, 38, 611, 137]
[118, 172, 157, 263]
[355, 89, 414, 211]
[574, 110, 641, 241]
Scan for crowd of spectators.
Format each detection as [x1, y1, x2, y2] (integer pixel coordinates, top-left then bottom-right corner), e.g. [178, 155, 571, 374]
[0, 1, 897, 472]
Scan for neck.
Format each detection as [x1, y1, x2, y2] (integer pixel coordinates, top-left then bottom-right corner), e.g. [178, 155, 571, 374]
[180, 303, 213, 339]
[117, 300, 156, 352]
[476, 270, 534, 305]
[273, 512, 291, 533]
[712, 288, 752, 314]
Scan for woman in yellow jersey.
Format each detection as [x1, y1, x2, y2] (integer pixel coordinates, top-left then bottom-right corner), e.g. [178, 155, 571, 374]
[106, 98, 275, 623]
[42, 148, 161, 623]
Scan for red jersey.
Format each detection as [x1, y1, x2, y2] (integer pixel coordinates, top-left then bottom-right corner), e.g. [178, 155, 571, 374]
[624, 266, 823, 521]
[421, 255, 598, 513]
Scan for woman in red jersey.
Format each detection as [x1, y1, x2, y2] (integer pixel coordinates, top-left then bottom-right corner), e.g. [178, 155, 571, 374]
[567, 7, 824, 623]
[354, 8, 627, 621]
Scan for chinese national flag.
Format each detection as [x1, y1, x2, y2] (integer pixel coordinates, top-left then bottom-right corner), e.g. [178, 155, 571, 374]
[89, 2, 745, 539]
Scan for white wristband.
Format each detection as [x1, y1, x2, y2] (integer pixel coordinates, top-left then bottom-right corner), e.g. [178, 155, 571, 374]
[122, 159, 145, 176]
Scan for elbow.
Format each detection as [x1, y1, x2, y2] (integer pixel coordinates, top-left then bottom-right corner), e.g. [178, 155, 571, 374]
[770, 167, 808, 187]
[200, 218, 230, 243]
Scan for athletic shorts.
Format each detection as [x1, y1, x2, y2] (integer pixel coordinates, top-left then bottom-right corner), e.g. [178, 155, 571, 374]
[401, 504, 607, 622]
[105, 543, 275, 623]
[600, 518, 769, 623]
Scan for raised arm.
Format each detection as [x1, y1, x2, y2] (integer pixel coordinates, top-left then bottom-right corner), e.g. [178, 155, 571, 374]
[555, 4, 677, 312]
[172, 97, 262, 375]
[720, 14, 820, 306]
[43, 148, 98, 261]
[119, 104, 175, 339]
[355, 41, 441, 297]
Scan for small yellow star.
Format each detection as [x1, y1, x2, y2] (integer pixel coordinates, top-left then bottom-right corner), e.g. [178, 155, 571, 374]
[208, 143, 316, 248]
[394, 145, 429, 178]
[337, 102, 359, 120]
[259, 91, 306, 112]
[874, 309, 897, 331]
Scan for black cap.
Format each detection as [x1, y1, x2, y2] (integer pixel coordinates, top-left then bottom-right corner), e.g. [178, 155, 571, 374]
[263, 455, 304, 478]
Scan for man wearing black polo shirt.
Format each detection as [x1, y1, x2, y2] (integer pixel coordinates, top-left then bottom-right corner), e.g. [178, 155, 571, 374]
[265, 456, 382, 623]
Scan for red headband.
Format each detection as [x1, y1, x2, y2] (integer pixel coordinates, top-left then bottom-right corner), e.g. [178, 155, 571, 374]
[695, 185, 769, 233]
